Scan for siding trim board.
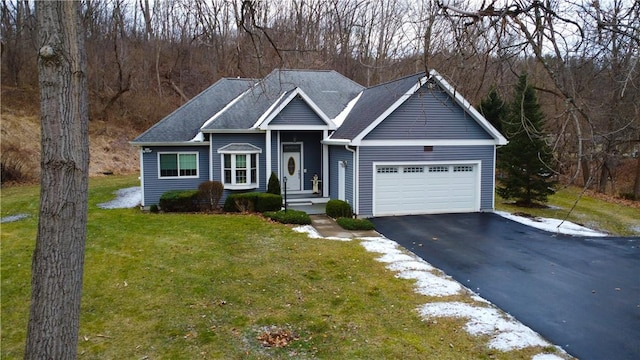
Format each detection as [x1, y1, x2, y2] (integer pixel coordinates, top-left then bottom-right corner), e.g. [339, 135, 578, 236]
[431, 71, 507, 145]
[360, 139, 499, 146]
[139, 148, 145, 206]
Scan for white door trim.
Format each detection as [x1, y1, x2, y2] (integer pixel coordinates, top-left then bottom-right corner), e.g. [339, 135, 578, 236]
[282, 142, 304, 192]
[338, 160, 346, 201]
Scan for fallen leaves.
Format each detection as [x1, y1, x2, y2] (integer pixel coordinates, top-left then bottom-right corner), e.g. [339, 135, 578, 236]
[257, 327, 299, 348]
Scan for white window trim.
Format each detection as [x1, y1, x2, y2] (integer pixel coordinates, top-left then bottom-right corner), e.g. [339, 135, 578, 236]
[218, 144, 262, 190]
[157, 151, 199, 179]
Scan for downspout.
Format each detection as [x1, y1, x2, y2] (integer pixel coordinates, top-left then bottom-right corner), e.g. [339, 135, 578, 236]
[345, 145, 358, 216]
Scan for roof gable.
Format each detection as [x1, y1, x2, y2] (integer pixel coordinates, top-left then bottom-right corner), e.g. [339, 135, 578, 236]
[330, 70, 507, 145]
[201, 69, 363, 131]
[329, 72, 424, 140]
[363, 84, 493, 141]
[254, 88, 336, 130]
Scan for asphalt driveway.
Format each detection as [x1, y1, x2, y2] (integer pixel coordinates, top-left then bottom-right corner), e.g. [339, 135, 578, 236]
[371, 213, 640, 360]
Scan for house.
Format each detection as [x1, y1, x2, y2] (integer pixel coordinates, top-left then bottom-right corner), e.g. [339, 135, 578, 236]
[131, 69, 507, 217]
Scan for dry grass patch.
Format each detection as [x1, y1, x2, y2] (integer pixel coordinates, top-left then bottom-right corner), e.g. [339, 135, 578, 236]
[496, 186, 640, 236]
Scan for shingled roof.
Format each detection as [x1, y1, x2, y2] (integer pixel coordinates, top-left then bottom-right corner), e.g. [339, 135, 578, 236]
[201, 69, 364, 130]
[132, 77, 256, 144]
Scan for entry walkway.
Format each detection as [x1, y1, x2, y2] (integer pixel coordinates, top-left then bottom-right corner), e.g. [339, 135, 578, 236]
[309, 214, 379, 239]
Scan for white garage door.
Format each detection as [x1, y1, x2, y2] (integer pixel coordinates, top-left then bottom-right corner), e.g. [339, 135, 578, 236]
[374, 163, 479, 216]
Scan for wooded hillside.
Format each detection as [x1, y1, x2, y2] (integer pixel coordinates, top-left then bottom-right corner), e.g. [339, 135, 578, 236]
[2, 0, 638, 199]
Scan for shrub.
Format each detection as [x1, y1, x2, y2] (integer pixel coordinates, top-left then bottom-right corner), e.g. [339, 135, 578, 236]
[336, 217, 375, 231]
[223, 193, 252, 212]
[159, 190, 199, 212]
[149, 204, 159, 213]
[326, 199, 352, 219]
[197, 181, 224, 211]
[224, 192, 283, 213]
[254, 193, 283, 212]
[267, 172, 281, 195]
[264, 209, 311, 225]
[619, 192, 638, 201]
[0, 147, 35, 184]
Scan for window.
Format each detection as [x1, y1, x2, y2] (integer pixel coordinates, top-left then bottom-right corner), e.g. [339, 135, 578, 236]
[429, 166, 449, 173]
[377, 167, 398, 173]
[159, 152, 198, 178]
[218, 143, 262, 189]
[403, 166, 424, 173]
[454, 165, 474, 172]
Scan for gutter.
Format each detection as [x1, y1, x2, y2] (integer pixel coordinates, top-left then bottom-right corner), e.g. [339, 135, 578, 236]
[129, 141, 210, 147]
[322, 138, 351, 146]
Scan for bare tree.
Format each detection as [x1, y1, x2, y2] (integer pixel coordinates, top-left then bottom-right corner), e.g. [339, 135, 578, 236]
[25, 2, 89, 359]
[435, 0, 640, 198]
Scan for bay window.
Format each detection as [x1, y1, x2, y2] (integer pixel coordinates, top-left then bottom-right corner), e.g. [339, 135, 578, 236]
[218, 143, 261, 189]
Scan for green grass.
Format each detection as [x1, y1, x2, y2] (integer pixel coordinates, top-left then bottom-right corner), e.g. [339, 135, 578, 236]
[496, 186, 640, 236]
[2, 176, 572, 359]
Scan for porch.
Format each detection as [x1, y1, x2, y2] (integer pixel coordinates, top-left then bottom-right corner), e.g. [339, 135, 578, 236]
[284, 193, 330, 215]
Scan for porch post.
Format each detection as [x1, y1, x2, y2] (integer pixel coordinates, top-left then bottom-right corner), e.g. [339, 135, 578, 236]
[322, 130, 329, 196]
[266, 129, 272, 179]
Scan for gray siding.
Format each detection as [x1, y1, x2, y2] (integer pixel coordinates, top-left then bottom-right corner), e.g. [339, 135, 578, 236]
[210, 133, 267, 201]
[358, 145, 495, 217]
[329, 146, 355, 205]
[142, 145, 210, 206]
[280, 131, 323, 191]
[270, 131, 278, 178]
[364, 86, 492, 140]
[270, 97, 326, 126]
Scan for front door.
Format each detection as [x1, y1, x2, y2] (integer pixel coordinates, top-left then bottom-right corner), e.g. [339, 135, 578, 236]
[282, 144, 302, 191]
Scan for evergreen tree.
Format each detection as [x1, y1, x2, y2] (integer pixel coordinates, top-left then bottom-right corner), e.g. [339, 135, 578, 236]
[478, 85, 505, 133]
[497, 73, 557, 206]
[267, 172, 281, 194]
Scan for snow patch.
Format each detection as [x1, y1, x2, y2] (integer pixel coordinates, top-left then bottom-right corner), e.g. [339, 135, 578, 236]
[360, 238, 401, 253]
[397, 270, 462, 297]
[418, 302, 550, 351]
[97, 187, 141, 209]
[532, 354, 566, 360]
[292, 225, 323, 238]
[495, 211, 608, 237]
[376, 252, 416, 263]
[386, 260, 434, 272]
[0, 213, 30, 223]
[292, 225, 351, 241]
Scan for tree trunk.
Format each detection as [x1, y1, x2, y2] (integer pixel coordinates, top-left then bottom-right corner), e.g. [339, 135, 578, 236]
[25, 2, 89, 359]
[634, 152, 640, 200]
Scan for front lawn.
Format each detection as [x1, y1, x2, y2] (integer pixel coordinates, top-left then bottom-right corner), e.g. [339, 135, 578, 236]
[2, 176, 559, 359]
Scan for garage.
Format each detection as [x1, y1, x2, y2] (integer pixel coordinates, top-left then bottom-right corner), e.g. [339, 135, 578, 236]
[373, 163, 480, 216]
